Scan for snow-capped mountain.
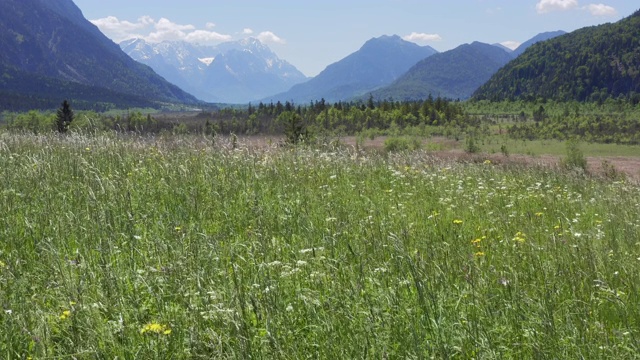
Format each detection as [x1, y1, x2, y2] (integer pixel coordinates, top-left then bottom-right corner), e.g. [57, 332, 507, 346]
[120, 38, 308, 104]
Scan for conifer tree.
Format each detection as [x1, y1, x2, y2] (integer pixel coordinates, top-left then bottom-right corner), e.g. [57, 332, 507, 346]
[56, 100, 74, 133]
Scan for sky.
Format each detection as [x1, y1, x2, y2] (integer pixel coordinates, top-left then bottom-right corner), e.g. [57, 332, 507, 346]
[72, 0, 636, 77]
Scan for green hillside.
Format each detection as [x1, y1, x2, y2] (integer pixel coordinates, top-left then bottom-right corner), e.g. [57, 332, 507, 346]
[370, 42, 513, 101]
[473, 10, 640, 103]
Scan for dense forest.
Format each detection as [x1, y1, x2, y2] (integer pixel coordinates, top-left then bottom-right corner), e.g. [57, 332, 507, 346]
[474, 10, 640, 103]
[3, 97, 640, 145]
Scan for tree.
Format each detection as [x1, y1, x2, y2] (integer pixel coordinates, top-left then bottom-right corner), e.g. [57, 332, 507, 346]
[56, 100, 74, 133]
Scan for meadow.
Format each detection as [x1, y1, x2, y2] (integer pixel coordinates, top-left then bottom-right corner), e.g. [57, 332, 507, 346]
[1, 133, 640, 358]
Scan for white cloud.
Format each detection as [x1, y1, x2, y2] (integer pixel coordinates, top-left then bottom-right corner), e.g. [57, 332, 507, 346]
[402, 32, 443, 43]
[145, 18, 196, 42]
[185, 30, 232, 43]
[257, 31, 286, 44]
[242, 28, 254, 35]
[584, 4, 617, 16]
[90, 16, 154, 42]
[536, 0, 579, 14]
[91, 16, 233, 45]
[500, 41, 521, 50]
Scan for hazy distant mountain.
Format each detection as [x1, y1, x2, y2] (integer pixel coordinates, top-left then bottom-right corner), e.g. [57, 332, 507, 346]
[121, 38, 308, 104]
[370, 42, 514, 100]
[265, 35, 438, 103]
[474, 11, 640, 102]
[0, 0, 198, 111]
[512, 30, 566, 57]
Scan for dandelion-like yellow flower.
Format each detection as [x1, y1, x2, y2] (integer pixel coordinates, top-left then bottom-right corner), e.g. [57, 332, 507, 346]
[141, 322, 171, 335]
[453, 219, 463, 225]
[474, 252, 486, 257]
[483, 160, 492, 165]
[513, 231, 526, 243]
[535, 212, 544, 217]
[59, 310, 71, 320]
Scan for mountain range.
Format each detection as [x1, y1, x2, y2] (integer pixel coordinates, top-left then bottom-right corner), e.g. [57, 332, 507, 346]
[120, 38, 308, 104]
[264, 35, 438, 104]
[366, 31, 568, 101]
[2, 0, 638, 111]
[0, 0, 198, 111]
[368, 42, 515, 101]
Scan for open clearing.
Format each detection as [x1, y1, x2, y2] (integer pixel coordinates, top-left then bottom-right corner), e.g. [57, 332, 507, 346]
[1, 134, 639, 358]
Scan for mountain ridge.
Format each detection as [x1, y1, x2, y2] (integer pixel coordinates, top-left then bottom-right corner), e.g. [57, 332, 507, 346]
[264, 35, 438, 103]
[0, 0, 198, 110]
[368, 41, 514, 101]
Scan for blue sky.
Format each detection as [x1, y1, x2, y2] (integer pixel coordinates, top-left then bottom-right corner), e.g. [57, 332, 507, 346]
[73, 0, 636, 77]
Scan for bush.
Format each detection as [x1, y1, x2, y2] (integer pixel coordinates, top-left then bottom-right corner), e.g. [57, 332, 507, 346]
[464, 135, 480, 153]
[561, 139, 587, 171]
[384, 136, 422, 152]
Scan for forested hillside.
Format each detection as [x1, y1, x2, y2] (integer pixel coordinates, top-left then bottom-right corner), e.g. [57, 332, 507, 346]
[474, 10, 640, 103]
[370, 42, 514, 100]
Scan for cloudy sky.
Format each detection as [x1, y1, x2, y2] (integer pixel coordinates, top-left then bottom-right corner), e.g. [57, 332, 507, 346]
[73, 0, 635, 77]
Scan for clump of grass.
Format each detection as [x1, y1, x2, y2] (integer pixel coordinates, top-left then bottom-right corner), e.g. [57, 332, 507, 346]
[1, 133, 639, 358]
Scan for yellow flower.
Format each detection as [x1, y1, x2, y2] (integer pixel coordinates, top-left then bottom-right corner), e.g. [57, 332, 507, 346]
[474, 252, 486, 257]
[535, 212, 544, 217]
[483, 159, 492, 165]
[471, 238, 482, 245]
[453, 219, 463, 225]
[141, 322, 171, 335]
[513, 231, 526, 243]
[59, 310, 71, 320]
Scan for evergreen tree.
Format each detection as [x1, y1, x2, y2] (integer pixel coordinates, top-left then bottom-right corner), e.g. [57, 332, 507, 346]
[56, 100, 74, 133]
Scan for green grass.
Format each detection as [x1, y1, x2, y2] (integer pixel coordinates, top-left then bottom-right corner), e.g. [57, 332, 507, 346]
[478, 136, 640, 157]
[1, 133, 640, 358]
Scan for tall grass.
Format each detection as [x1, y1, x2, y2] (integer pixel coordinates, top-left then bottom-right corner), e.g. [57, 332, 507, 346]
[1, 133, 639, 358]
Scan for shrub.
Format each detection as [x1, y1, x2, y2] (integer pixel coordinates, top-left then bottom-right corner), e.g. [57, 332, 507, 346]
[561, 139, 587, 171]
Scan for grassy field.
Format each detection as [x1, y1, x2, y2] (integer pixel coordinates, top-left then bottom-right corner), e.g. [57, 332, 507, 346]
[1, 133, 640, 358]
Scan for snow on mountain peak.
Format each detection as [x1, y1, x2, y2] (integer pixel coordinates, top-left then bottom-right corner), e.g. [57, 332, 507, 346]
[198, 57, 216, 66]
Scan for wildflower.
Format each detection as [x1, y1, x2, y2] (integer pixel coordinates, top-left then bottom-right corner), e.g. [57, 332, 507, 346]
[535, 212, 544, 217]
[483, 159, 492, 165]
[174, 226, 182, 232]
[140, 322, 171, 335]
[474, 252, 485, 257]
[59, 310, 71, 320]
[513, 231, 526, 243]
[453, 219, 463, 225]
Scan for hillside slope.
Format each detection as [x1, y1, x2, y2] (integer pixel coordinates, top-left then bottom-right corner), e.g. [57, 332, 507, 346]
[473, 11, 640, 102]
[370, 42, 514, 100]
[265, 35, 438, 103]
[0, 0, 198, 110]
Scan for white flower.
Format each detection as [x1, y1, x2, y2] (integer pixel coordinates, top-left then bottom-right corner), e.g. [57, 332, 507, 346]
[286, 304, 294, 312]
